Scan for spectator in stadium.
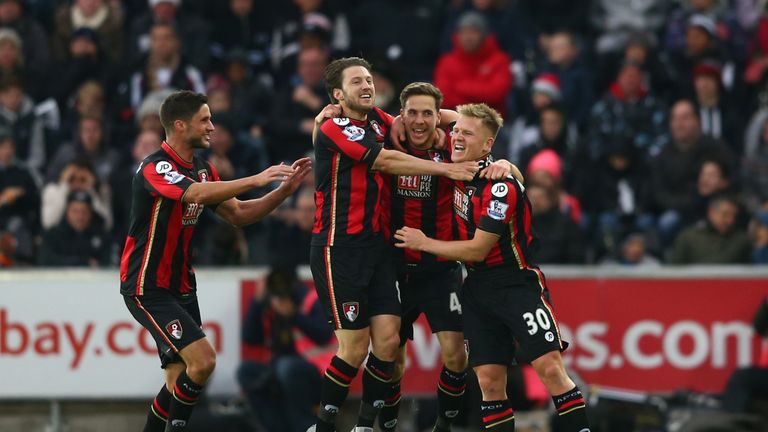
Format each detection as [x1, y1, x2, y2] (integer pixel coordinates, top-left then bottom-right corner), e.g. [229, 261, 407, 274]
[0, 28, 25, 84]
[528, 182, 585, 264]
[743, 113, 768, 213]
[51, 28, 114, 112]
[110, 130, 162, 241]
[46, 114, 121, 186]
[588, 59, 667, 161]
[132, 88, 173, 140]
[664, 0, 748, 64]
[650, 99, 733, 247]
[209, 0, 272, 76]
[0, 0, 51, 89]
[267, 46, 328, 164]
[618, 33, 676, 103]
[439, 0, 529, 60]
[589, 0, 670, 56]
[51, 0, 123, 63]
[541, 31, 594, 129]
[434, 11, 512, 118]
[527, 148, 582, 225]
[0, 128, 38, 263]
[271, 1, 350, 86]
[41, 159, 112, 231]
[692, 60, 742, 152]
[669, 193, 751, 264]
[599, 232, 661, 267]
[347, 0, 444, 83]
[668, 14, 734, 100]
[585, 139, 653, 259]
[0, 75, 46, 174]
[237, 267, 333, 432]
[38, 190, 111, 267]
[121, 22, 205, 114]
[126, 0, 210, 71]
[266, 184, 314, 269]
[750, 210, 768, 264]
[692, 158, 735, 222]
[518, 0, 590, 39]
[508, 74, 579, 164]
[370, 60, 401, 116]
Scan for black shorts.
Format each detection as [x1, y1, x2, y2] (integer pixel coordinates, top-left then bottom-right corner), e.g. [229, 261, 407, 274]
[310, 244, 400, 330]
[124, 291, 206, 368]
[461, 268, 567, 367]
[398, 262, 463, 346]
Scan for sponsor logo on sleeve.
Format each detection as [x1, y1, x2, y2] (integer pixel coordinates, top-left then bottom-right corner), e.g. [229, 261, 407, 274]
[333, 117, 350, 126]
[342, 125, 366, 142]
[164, 171, 185, 184]
[487, 200, 509, 220]
[155, 161, 172, 174]
[491, 183, 508, 198]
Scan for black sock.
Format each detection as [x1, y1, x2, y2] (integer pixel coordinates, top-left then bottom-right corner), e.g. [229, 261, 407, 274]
[377, 379, 401, 432]
[358, 353, 394, 428]
[437, 365, 466, 425]
[144, 385, 171, 432]
[552, 386, 589, 431]
[480, 399, 514, 431]
[317, 355, 358, 432]
[165, 371, 204, 431]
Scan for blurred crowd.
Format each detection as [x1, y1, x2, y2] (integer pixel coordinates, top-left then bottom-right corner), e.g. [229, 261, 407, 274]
[3, 0, 768, 268]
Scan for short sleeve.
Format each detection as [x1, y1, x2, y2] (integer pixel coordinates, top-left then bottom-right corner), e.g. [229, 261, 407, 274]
[140, 160, 195, 201]
[204, 161, 222, 212]
[319, 119, 382, 165]
[477, 180, 519, 235]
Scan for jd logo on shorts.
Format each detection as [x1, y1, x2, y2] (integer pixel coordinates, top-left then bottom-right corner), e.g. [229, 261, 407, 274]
[343, 302, 359, 322]
[166, 319, 183, 340]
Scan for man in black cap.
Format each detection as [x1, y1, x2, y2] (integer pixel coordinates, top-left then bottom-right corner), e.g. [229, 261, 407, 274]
[39, 190, 111, 266]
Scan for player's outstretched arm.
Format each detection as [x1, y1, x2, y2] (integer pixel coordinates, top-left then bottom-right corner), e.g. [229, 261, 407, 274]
[183, 163, 296, 205]
[215, 158, 312, 227]
[394, 226, 498, 262]
[479, 159, 525, 182]
[372, 148, 478, 180]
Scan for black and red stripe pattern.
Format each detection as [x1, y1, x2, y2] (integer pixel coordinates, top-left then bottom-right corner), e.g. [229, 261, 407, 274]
[312, 107, 392, 247]
[119, 141, 221, 297]
[553, 386, 587, 416]
[384, 147, 455, 269]
[452, 155, 538, 274]
[325, 356, 357, 388]
[480, 400, 515, 430]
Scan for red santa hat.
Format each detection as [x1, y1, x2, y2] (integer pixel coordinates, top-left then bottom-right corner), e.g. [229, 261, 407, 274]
[532, 73, 561, 100]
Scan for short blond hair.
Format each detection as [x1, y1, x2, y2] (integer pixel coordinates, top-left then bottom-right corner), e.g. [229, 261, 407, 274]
[456, 103, 503, 138]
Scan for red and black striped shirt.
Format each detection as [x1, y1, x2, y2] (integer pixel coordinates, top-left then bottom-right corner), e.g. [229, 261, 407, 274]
[453, 156, 538, 275]
[119, 141, 221, 297]
[312, 107, 392, 247]
[381, 146, 455, 270]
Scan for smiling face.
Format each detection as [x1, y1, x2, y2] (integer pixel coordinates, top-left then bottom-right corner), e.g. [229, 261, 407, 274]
[402, 94, 440, 150]
[335, 65, 375, 117]
[181, 104, 214, 149]
[450, 115, 494, 163]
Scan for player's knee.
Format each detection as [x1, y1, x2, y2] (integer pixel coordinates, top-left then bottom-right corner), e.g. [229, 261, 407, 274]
[476, 371, 505, 397]
[534, 358, 568, 388]
[338, 344, 369, 367]
[188, 351, 217, 380]
[442, 348, 468, 372]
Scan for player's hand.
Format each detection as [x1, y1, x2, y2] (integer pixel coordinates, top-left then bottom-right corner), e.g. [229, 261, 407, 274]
[314, 104, 342, 126]
[389, 115, 408, 152]
[394, 226, 428, 251]
[279, 157, 312, 193]
[445, 161, 480, 181]
[479, 159, 524, 182]
[253, 163, 297, 188]
[431, 128, 447, 150]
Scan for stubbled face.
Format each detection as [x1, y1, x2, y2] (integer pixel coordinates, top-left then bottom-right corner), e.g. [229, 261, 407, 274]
[336, 65, 375, 116]
[182, 104, 215, 149]
[708, 200, 738, 235]
[402, 95, 440, 150]
[66, 201, 92, 232]
[450, 115, 493, 163]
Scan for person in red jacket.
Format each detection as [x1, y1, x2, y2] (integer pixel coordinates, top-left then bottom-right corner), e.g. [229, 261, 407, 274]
[434, 11, 512, 118]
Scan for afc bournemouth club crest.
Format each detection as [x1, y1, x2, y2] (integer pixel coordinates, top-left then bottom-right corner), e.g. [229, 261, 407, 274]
[343, 302, 359, 322]
[166, 319, 183, 340]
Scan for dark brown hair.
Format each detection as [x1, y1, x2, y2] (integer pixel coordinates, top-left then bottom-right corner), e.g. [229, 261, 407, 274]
[324, 57, 372, 103]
